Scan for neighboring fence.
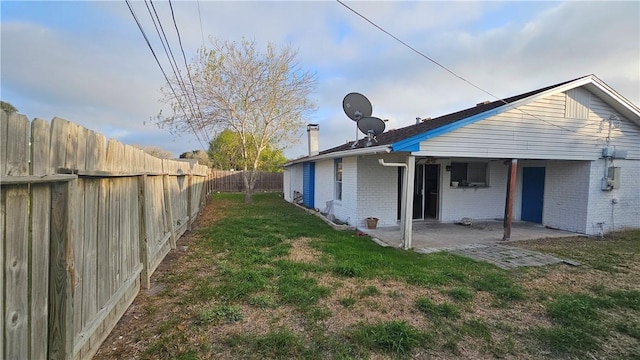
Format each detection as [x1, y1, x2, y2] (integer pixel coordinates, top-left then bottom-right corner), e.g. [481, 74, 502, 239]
[0, 112, 209, 360]
[206, 169, 283, 193]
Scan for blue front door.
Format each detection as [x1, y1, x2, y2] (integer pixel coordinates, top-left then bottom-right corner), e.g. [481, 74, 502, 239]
[302, 162, 315, 208]
[521, 167, 545, 223]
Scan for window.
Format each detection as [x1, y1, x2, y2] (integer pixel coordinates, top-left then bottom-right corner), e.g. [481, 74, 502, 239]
[450, 162, 488, 187]
[334, 158, 343, 200]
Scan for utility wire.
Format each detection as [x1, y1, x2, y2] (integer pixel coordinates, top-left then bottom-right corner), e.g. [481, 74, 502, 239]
[146, 1, 200, 127]
[147, 0, 208, 148]
[125, 0, 207, 150]
[336, 0, 602, 138]
[197, 0, 205, 47]
[169, 0, 210, 142]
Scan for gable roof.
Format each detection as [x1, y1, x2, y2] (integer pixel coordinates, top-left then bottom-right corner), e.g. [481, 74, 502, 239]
[284, 74, 640, 167]
[285, 74, 640, 166]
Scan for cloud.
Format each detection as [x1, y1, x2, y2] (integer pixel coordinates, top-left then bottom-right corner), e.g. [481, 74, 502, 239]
[1, 1, 638, 160]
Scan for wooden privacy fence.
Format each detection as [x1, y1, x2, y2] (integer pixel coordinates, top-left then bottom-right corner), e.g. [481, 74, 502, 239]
[0, 112, 209, 360]
[206, 169, 283, 193]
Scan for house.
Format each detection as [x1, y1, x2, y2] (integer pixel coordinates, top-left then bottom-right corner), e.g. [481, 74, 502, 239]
[283, 75, 640, 247]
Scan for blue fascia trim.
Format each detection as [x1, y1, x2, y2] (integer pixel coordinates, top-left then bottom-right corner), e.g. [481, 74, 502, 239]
[391, 108, 502, 152]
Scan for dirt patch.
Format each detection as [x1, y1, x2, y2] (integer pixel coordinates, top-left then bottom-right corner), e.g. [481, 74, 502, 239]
[285, 237, 323, 263]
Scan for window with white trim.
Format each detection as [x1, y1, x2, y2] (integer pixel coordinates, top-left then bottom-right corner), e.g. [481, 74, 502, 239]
[334, 158, 342, 200]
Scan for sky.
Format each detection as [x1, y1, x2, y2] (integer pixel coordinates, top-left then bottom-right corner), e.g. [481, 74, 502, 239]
[2, 1, 639, 160]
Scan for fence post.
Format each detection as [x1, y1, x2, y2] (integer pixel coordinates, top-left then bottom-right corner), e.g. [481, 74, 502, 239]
[137, 174, 150, 289]
[48, 179, 76, 360]
[162, 174, 176, 249]
[187, 173, 193, 231]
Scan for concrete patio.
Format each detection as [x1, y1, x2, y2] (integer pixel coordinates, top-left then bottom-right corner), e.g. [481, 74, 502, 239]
[360, 220, 580, 251]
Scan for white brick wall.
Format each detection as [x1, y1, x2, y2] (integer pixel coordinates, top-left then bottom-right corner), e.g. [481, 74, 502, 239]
[285, 155, 639, 236]
[355, 154, 403, 227]
[543, 161, 590, 233]
[314, 159, 334, 212]
[333, 156, 358, 225]
[283, 163, 303, 202]
[439, 160, 508, 222]
[586, 158, 640, 235]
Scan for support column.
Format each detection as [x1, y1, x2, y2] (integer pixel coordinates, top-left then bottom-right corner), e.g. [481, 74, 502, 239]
[402, 155, 415, 249]
[503, 159, 518, 240]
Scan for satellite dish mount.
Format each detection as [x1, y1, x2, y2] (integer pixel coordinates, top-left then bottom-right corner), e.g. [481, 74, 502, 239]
[343, 93, 374, 148]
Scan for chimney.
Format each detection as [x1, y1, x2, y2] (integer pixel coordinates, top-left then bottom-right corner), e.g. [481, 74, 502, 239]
[307, 124, 319, 156]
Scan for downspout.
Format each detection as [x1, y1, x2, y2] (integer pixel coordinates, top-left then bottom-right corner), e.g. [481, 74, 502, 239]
[378, 158, 415, 250]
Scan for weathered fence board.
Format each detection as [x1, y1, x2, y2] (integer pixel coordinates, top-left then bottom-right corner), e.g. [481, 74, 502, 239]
[5, 186, 29, 359]
[82, 179, 98, 331]
[49, 180, 76, 360]
[0, 189, 4, 360]
[4, 113, 30, 360]
[31, 118, 52, 360]
[1, 112, 210, 360]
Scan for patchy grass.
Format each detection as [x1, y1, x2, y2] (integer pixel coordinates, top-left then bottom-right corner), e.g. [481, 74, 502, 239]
[358, 285, 381, 298]
[446, 286, 474, 302]
[96, 193, 640, 360]
[197, 304, 243, 324]
[349, 321, 432, 356]
[415, 297, 461, 320]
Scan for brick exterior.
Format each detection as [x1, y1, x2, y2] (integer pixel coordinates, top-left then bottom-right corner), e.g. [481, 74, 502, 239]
[585, 159, 640, 235]
[439, 160, 507, 222]
[333, 156, 358, 225]
[543, 161, 590, 233]
[355, 155, 403, 227]
[313, 159, 334, 211]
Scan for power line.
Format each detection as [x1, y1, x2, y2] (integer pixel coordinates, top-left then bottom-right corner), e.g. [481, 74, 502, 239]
[168, 0, 210, 142]
[146, 0, 208, 148]
[336, 0, 602, 138]
[125, 0, 207, 150]
[146, 0, 202, 132]
[197, 0, 205, 47]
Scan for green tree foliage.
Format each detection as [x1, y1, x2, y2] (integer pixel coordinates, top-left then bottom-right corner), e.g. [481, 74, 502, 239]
[208, 130, 286, 172]
[157, 38, 316, 203]
[1, 101, 18, 114]
[179, 149, 212, 167]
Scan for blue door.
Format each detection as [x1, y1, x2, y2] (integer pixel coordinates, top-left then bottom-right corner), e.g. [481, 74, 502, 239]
[521, 167, 545, 223]
[303, 162, 315, 208]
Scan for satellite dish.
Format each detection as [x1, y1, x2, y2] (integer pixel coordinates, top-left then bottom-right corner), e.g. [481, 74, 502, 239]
[343, 93, 372, 121]
[357, 116, 385, 136]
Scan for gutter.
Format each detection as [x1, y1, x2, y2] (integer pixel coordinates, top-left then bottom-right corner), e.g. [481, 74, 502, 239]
[378, 159, 406, 168]
[284, 145, 391, 166]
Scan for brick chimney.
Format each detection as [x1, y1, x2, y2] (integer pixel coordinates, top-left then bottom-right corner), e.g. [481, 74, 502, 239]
[307, 124, 319, 156]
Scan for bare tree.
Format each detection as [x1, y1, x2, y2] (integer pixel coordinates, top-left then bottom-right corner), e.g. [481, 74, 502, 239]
[157, 38, 316, 203]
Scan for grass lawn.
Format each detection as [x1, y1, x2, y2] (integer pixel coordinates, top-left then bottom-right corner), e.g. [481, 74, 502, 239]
[95, 193, 640, 359]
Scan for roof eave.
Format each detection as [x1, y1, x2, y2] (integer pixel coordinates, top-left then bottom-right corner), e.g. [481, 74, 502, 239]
[284, 145, 392, 166]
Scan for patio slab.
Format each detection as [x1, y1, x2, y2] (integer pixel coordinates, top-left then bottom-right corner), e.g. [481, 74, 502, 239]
[361, 220, 578, 249]
[360, 220, 581, 268]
